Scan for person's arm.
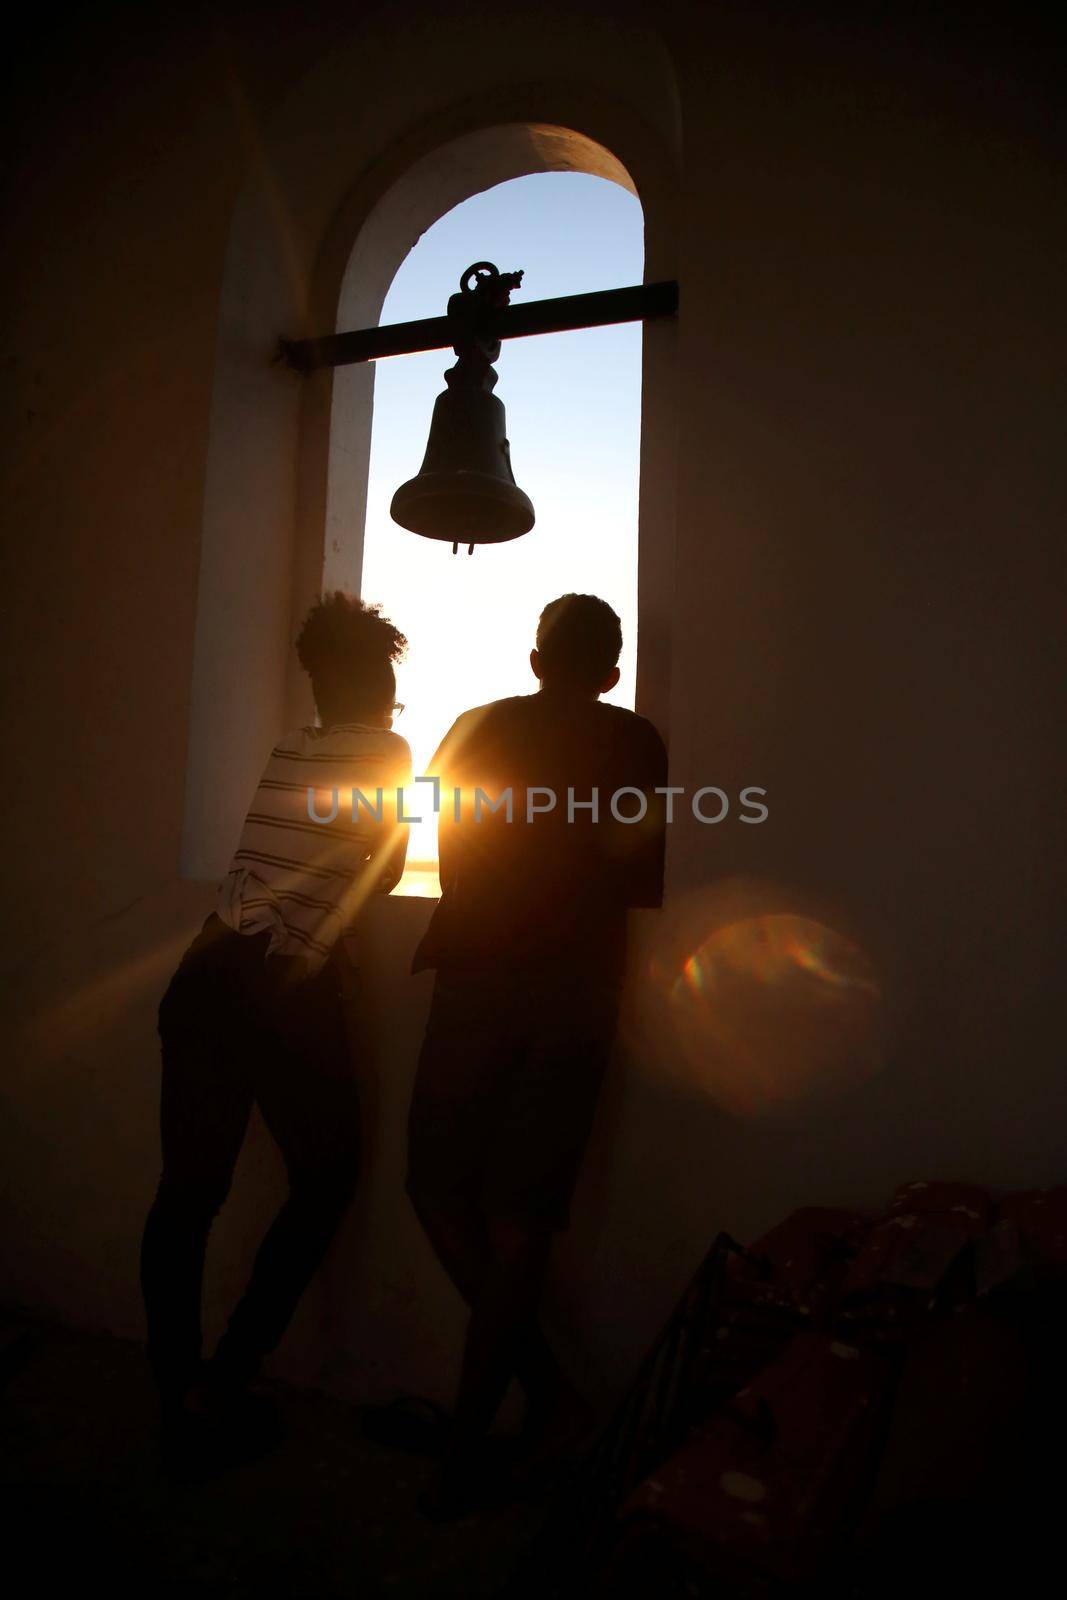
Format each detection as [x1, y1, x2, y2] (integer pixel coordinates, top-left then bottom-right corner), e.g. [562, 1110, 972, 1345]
[615, 719, 669, 909]
[373, 812, 409, 895]
[370, 737, 413, 894]
[425, 708, 487, 894]
[340, 736, 412, 924]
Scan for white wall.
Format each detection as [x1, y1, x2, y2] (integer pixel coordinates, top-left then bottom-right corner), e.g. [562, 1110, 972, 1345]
[2, 0, 1062, 1405]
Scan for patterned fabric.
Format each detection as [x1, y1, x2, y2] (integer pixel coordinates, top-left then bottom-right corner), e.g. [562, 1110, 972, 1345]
[216, 722, 411, 971]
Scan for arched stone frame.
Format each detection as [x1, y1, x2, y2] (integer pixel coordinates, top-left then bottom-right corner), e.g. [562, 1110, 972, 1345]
[182, 48, 681, 884]
[292, 104, 680, 733]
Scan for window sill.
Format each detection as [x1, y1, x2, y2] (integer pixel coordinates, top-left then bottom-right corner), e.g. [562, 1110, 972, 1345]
[391, 864, 442, 901]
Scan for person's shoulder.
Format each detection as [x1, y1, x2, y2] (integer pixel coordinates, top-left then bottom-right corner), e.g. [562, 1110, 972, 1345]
[598, 702, 665, 741]
[268, 725, 317, 758]
[430, 697, 532, 773]
[341, 725, 411, 768]
[447, 696, 533, 739]
[326, 721, 402, 740]
[461, 694, 532, 720]
[374, 729, 412, 768]
[283, 723, 408, 757]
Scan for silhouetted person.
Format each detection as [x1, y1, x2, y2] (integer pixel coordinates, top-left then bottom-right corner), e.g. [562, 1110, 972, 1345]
[140, 594, 410, 1473]
[406, 594, 667, 1512]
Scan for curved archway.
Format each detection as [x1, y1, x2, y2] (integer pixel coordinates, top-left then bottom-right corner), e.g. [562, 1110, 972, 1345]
[319, 123, 637, 605]
[349, 164, 646, 884]
[183, 40, 679, 881]
[289, 115, 678, 743]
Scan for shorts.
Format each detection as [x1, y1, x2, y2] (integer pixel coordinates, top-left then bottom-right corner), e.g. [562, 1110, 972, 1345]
[406, 962, 620, 1230]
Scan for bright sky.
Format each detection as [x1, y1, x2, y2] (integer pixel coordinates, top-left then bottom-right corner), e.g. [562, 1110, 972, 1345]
[357, 171, 643, 875]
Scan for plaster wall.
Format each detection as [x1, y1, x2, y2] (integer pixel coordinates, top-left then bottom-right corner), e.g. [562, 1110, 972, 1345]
[1, 1, 1061, 1401]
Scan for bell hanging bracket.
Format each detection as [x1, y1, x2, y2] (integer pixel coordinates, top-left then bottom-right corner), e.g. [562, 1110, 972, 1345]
[278, 266, 679, 552]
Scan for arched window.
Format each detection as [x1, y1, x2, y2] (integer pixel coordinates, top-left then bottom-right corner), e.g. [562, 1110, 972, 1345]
[182, 115, 678, 889]
[345, 172, 643, 891]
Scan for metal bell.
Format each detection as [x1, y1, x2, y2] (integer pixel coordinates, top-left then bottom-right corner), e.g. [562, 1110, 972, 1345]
[389, 262, 536, 551]
[389, 386, 535, 547]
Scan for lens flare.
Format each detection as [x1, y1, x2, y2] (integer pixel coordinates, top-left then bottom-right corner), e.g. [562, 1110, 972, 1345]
[674, 916, 878, 1005]
[637, 882, 884, 1116]
[22, 930, 194, 1053]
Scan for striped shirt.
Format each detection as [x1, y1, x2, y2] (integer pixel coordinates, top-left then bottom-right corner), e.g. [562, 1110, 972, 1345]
[217, 722, 412, 972]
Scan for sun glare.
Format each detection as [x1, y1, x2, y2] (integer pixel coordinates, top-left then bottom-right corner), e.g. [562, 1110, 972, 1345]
[354, 172, 644, 893]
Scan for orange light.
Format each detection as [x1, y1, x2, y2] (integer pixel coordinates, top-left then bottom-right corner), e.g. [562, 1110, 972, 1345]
[636, 881, 884, 1116]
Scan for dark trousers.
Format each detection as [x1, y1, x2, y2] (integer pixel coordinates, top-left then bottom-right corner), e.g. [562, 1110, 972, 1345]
[407, 962, 620, 1229]
[140, 916, 361, 1401]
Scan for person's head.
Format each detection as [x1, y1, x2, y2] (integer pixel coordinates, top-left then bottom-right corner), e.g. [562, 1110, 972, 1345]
[531, 593, 622, 698]
[296, 591, 407, 727]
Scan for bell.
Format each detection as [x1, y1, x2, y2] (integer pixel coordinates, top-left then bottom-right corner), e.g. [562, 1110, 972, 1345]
[390, 260, 536, 550]
[389, 383, 535, 547]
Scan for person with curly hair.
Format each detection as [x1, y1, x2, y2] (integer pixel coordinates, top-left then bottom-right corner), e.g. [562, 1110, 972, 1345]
[140, 593, 411, 1476]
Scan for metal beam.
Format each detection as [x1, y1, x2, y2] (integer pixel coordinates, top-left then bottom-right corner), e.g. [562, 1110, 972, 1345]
[278, 280, 678, 374]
